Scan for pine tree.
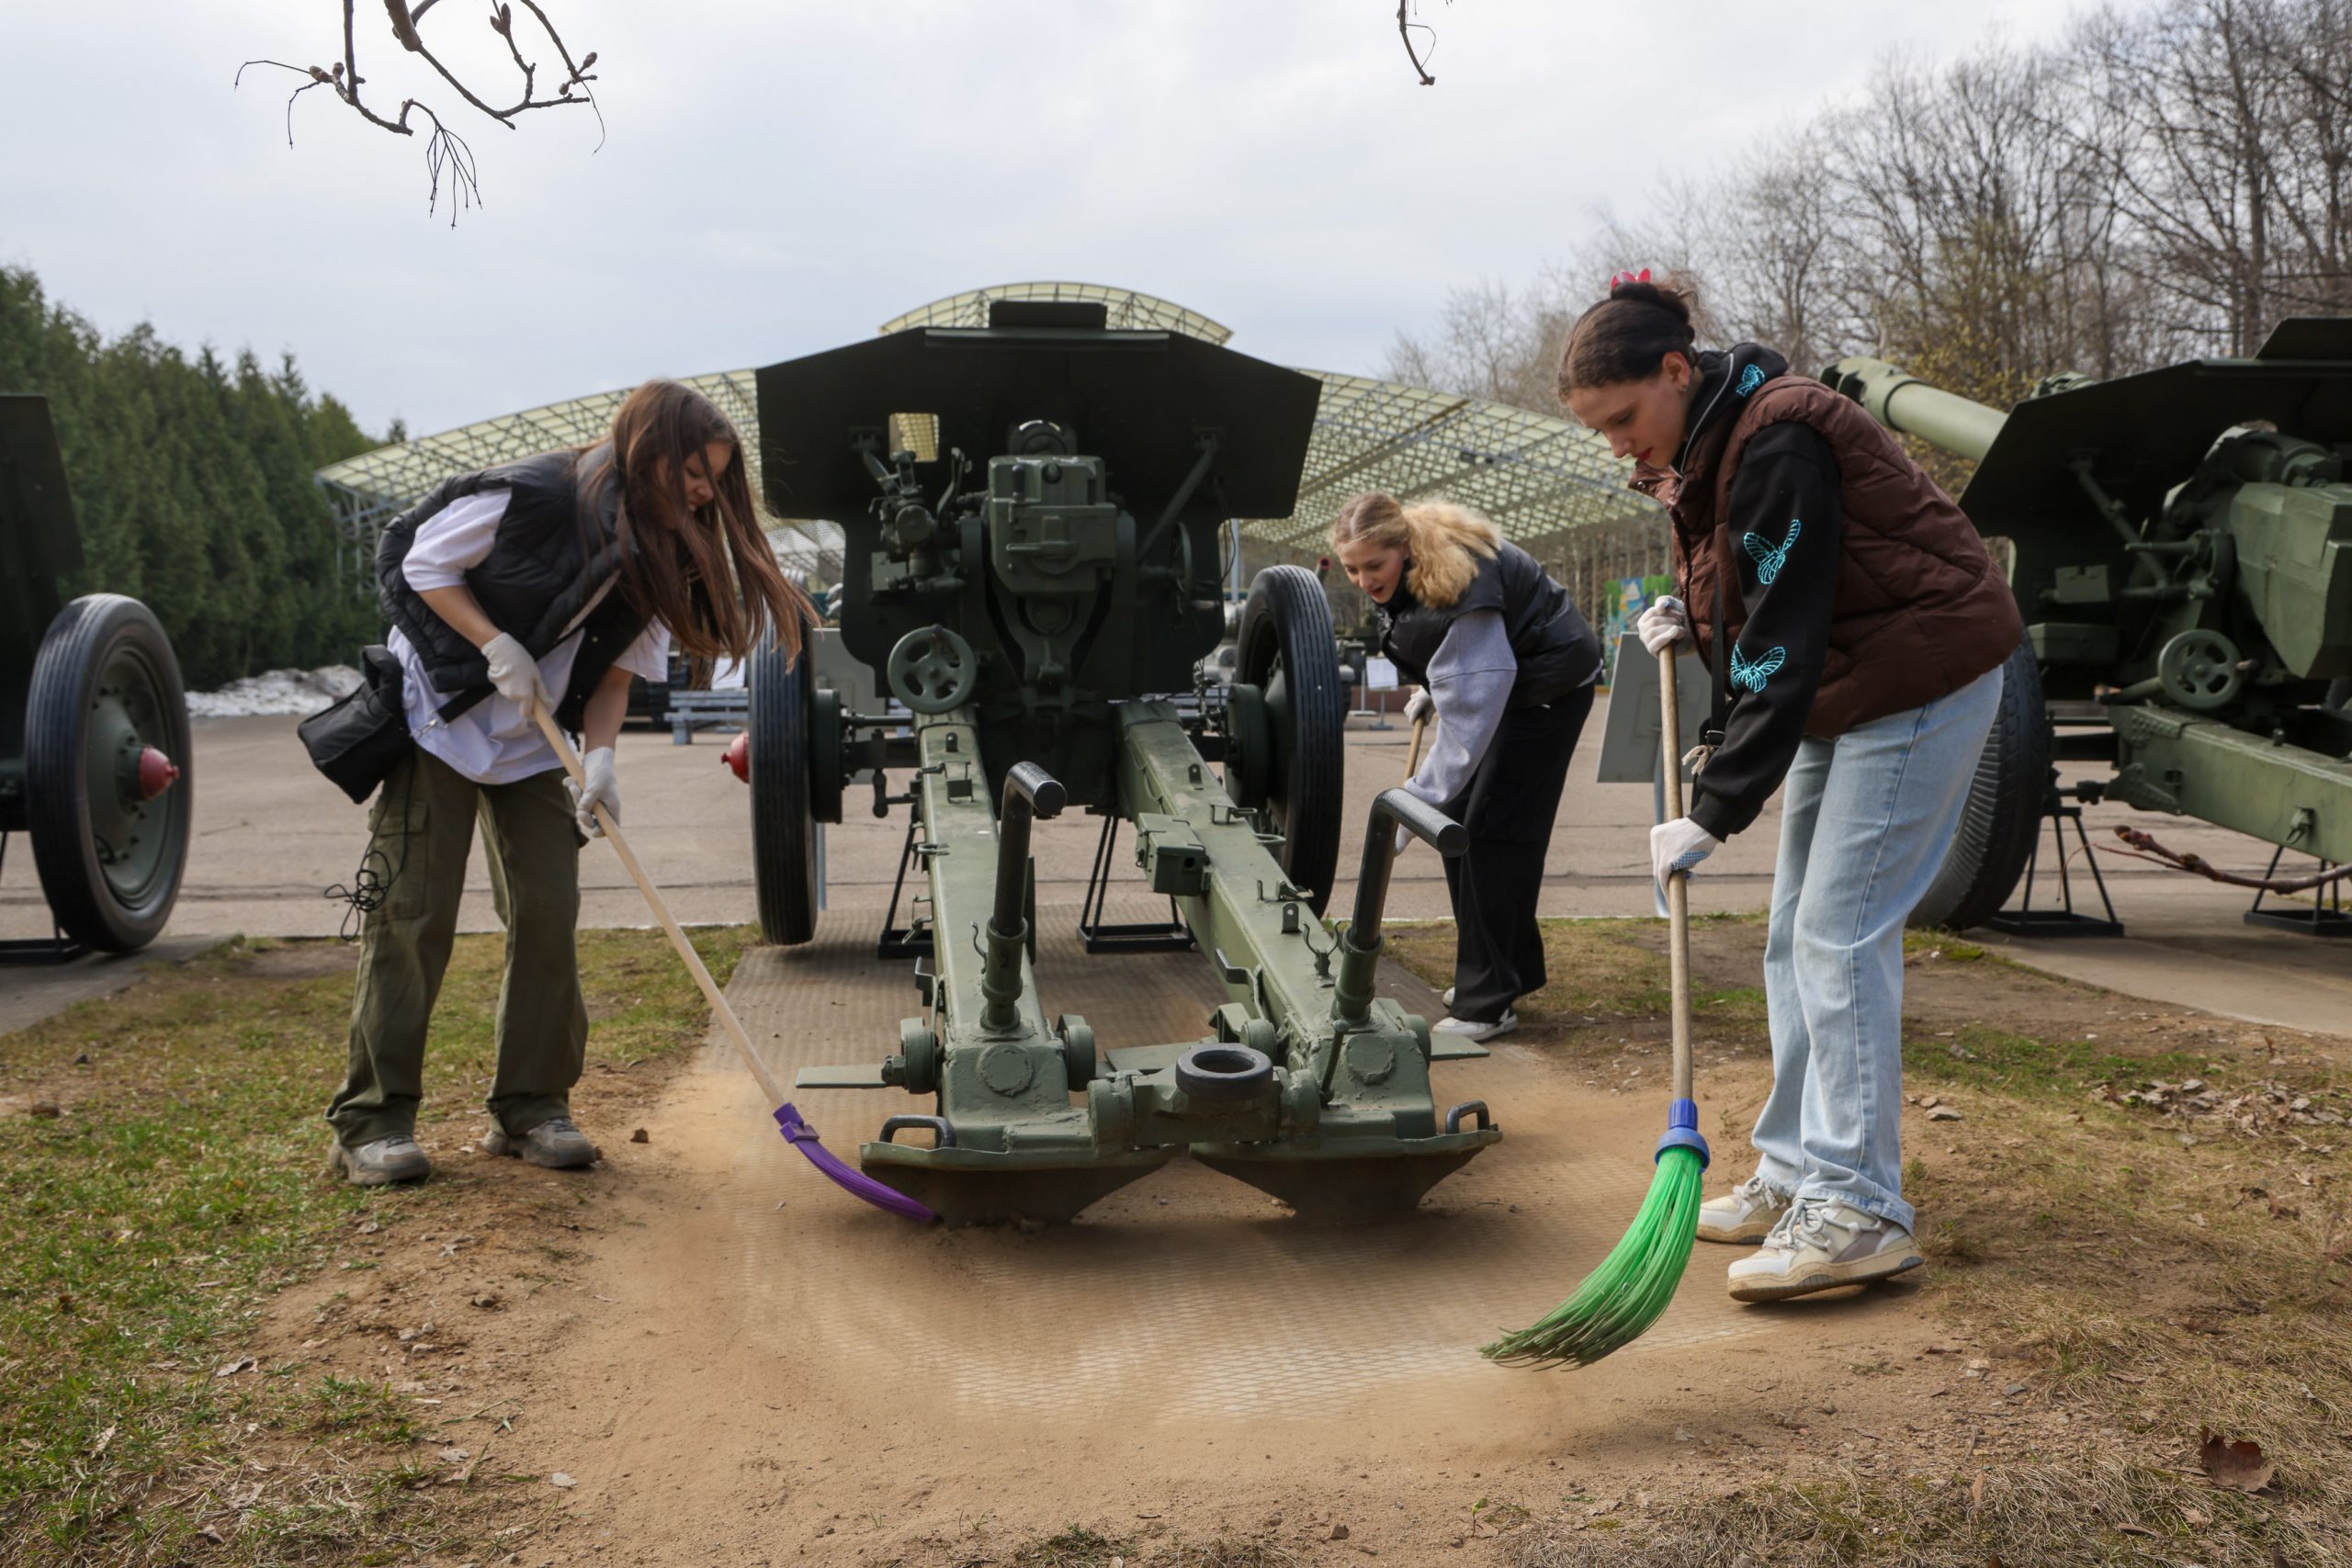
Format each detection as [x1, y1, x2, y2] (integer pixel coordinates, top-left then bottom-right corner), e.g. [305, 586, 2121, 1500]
[0, 264, 386, 688]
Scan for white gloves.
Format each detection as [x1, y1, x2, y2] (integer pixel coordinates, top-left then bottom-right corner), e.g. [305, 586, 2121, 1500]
[571, 746, 619, 837]
[1650, 816, 1719, 888]
[482, 632, 552, 717]
[1404, 687, 1435, 725]
[1636, 595, 1690, 656]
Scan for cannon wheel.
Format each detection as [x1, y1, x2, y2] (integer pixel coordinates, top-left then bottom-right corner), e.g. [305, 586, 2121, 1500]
[26, 593, 192, 953]
[749, 637, 820, 946]
[1910, 640, 2050, 932]
[1236, 566, 1345, 913]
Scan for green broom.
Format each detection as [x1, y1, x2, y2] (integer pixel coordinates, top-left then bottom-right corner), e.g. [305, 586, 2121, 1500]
[1482, 641, 1710, 1368]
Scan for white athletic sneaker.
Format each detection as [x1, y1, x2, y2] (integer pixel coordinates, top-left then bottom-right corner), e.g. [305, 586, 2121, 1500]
[1725, 1198, 1924, 1303]
[1697, 1171, 1791, 1245]
[1431, 1009, 1515, 1043]
[1442, 986, 1455, 1009]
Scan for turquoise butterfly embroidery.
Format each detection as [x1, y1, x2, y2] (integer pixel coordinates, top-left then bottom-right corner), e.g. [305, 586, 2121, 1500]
[1735, 364, 1766, 397]
[1731, 645, 1786, 693]
[1743, 516, 1802, 584]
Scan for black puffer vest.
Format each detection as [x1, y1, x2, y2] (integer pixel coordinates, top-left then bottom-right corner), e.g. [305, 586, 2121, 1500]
[1379, 540, 1601, 706]
[376, 445, 648, 730]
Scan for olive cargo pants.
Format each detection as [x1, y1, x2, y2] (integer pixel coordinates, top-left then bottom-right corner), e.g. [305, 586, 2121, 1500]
[326, 747, 587, 1149]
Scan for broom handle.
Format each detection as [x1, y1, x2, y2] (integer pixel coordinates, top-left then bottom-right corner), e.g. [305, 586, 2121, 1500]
[1403, 708, 1430, 782]
[1657, 646, 1694, 1104]
[531, 709, 787, 1107]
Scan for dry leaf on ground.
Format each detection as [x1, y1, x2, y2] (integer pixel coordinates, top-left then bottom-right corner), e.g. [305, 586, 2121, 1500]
[2198, 1431, 2277, 1492]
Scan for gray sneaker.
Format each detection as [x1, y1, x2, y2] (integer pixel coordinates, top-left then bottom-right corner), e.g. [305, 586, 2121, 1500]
[1726, 1198, 1925, 1303]
[1698, 1171, 1791, 1245]
[482, 1115, 598, 1169]
[329, 1134, 431, 1187]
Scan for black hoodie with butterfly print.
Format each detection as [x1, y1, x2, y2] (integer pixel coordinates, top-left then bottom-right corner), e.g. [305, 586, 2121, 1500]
[1658, 346, 1844, 842]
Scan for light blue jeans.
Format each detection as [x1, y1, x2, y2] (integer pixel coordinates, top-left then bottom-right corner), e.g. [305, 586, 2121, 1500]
[1748, 662, 2004, 1233]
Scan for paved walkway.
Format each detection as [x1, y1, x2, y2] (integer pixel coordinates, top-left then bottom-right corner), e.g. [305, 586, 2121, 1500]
[4, 704, 2343, 1038]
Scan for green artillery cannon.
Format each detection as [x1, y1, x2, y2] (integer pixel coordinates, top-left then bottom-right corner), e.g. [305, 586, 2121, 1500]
[1824, 318, 2352, 929]
[0, 394, 192, 958]
[739, 299, 1499, 1224]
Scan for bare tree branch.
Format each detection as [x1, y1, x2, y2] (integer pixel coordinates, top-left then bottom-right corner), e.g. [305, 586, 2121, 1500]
[237, 0, 602, 223]
[1397, 1, 1438, 85]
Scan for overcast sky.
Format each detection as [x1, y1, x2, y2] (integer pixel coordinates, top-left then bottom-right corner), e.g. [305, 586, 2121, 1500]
[2, 1, 2077, 439]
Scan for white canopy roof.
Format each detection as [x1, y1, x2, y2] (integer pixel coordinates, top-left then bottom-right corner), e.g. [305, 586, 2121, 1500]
[315, 282, 1653, 577]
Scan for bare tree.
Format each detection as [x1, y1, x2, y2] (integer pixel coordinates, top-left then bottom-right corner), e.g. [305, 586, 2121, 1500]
[239, 1, 603, 224]
[1384, 0, 2349, 491]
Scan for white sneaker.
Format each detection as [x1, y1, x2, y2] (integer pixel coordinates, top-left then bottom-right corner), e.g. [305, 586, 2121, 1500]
[1431, 1009, 1515, 1043]
[1442, 987, 1455, 1009]
[1697, 1171, 1790, 1245]
[1726, 1198, 1924, 1303]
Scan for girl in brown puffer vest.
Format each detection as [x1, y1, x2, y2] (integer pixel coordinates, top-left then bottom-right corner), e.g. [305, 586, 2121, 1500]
[1560, 274, 2021, 1305]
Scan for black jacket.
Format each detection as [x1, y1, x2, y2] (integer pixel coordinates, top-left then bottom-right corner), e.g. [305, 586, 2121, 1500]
[1380, 540, 1601, 707]
[376, 445, 649, 731]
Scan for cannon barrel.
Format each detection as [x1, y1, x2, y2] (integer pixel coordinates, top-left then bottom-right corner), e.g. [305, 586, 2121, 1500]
[1821, 356, 2010, 463]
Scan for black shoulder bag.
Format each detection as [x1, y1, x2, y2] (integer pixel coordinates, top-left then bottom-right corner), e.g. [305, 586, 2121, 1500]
[298, 646, 413, 804]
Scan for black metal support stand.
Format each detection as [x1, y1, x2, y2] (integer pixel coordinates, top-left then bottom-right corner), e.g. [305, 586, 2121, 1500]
[2244, 845, 2352, 937]
[0, 831, 88, 964]
[876, 813, 934, 961]
[1985, 797, 2124, 938]
[1077, 812, 1195, 954]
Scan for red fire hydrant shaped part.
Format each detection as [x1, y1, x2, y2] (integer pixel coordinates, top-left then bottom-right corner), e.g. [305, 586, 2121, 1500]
[723, 730, 751, 784]
[137, 746, 180, 801]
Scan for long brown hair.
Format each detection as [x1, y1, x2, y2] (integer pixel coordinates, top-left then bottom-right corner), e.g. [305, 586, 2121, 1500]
[580, 380, 812, 665]
[1328, 491, 1499, 608]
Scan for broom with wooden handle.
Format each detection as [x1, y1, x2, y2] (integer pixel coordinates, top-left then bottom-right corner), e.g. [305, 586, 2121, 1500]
[1480, 642, 1708, 1366]
[530, 708, 934, 1223]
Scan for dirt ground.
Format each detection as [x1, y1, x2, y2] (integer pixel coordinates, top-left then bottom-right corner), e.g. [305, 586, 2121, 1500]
[219, 913, 2351, 1567]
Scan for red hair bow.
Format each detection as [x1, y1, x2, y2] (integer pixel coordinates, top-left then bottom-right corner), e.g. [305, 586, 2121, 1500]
[1608, 267, 1654, 289]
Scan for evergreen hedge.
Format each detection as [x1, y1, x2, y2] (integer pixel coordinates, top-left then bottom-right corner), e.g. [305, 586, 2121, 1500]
[1, 265, 383, 689]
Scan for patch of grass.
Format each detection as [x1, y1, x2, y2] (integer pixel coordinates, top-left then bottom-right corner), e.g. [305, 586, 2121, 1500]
[307, 1374, 414, 1443]
[1012, 1525, 1127, 1566]
[1387, 917, 1770, 1045]
[0, 925, 756, 1563]
[1507, 1451, 2327, 1567]
[1907, 1023, 2211, 1099]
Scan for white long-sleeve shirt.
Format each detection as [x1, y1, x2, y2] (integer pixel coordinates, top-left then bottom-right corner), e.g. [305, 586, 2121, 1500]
[1402, 609, 1518, 808]
[390, 489, 671, 785]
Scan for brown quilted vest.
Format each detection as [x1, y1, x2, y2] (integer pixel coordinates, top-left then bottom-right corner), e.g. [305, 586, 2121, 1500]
[1656, 376, 2022, 739]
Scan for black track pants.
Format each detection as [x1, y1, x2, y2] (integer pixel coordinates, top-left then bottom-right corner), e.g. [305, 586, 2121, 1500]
[1439, 683, 1593, 1021]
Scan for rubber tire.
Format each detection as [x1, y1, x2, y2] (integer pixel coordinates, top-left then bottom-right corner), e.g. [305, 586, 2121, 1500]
[1909, 641, 2050, 932]
[26, 593, 192, 953]
[749, 637, 820, 946]
[1235, 566, 1346, 913]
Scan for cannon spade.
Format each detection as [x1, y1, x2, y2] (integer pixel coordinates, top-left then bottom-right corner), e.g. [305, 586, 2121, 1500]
[0, 394, 192, 959]
[740, 300, 1499, 1224]
[1824, 318, 2352, 930]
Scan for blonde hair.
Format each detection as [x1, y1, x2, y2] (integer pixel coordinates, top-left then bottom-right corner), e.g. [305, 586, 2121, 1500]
[1329, 492, 1500, 608]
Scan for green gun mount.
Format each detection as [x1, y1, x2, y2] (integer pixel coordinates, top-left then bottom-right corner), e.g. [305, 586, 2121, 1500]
[743, 300, 1499, 1224]
[1824, 317, 2352, 930]
[1, 395, 192, 961]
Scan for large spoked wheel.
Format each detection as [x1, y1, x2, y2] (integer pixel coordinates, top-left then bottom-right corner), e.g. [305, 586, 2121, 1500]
[26, 594, 193, 953]
[1910, 640, 2050, 932]
[1234, 566, 1346, 913]
[749, 635, 821, 946]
